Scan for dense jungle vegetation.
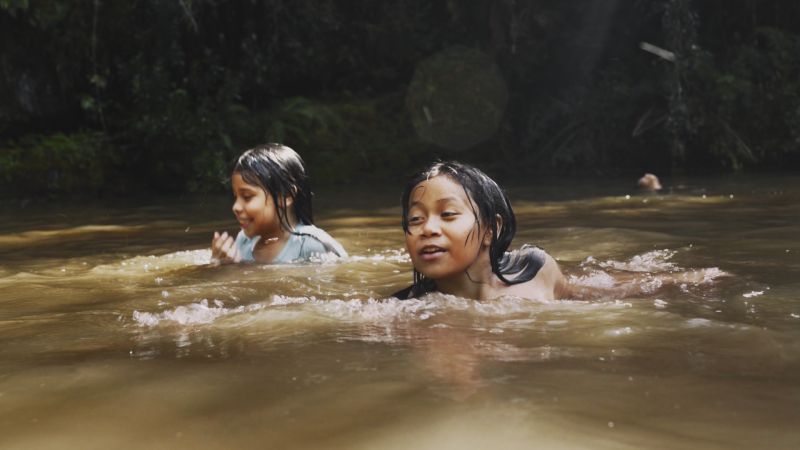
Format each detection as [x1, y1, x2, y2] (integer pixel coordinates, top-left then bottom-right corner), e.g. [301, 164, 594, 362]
[2, 0, 800, 197]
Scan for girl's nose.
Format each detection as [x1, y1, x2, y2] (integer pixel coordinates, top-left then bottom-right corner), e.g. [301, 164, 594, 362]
[420, 218, 441, 237]
[232, 199, 243, 214]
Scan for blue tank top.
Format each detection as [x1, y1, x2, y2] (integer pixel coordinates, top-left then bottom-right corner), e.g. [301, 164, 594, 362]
[234, 223, 347, 262]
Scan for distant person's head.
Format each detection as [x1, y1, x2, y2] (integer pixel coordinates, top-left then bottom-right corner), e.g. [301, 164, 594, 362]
[231, 144, 313, 239]
[637, 173, 662, 191]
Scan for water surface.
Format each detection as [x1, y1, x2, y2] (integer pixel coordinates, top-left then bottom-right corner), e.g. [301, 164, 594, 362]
[1, 175, 799, 449]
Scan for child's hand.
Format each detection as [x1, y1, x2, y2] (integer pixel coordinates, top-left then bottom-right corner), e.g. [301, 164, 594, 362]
[211, 231, 242, 264]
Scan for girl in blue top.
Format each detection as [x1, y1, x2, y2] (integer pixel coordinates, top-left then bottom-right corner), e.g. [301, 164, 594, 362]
[211, 144, 347, 263]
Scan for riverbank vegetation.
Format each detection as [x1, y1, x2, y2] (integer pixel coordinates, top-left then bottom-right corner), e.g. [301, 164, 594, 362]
[2, 0, 800, 197]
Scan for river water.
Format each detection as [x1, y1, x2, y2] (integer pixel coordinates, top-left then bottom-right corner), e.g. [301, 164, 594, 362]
[1, 175, 798, 449]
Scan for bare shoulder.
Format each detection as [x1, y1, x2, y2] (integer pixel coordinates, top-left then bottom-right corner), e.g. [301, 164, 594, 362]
[498, 249, 567, 301]
[538, 253, 568, 300]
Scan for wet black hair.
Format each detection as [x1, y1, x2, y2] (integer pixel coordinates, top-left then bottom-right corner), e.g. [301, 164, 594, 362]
[401, 161, 544, 297]
[233, 144, 313, 232]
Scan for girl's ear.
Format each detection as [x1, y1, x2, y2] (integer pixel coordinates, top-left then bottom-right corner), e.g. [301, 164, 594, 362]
[283, 186, 297, 208]
[483, 214, 502, 246]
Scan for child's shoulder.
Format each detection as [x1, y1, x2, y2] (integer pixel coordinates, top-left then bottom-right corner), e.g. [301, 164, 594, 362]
[501, 244, 548, 279]
[293, 223, 348, 258]
[499, 245, 566, 300]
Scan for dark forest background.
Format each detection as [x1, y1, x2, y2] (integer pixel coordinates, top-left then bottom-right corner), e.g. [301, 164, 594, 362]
[2, 0, 800, 198]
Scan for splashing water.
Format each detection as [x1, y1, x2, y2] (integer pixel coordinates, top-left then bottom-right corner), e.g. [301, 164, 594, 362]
[3, 176, 800, 449]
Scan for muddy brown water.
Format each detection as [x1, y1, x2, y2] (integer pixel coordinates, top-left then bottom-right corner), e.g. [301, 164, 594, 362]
[1, 175, 799, 449]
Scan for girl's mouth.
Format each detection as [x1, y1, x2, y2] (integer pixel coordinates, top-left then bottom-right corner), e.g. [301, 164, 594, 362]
[419, 246, 445, 260]
[238, 219, 252, 229]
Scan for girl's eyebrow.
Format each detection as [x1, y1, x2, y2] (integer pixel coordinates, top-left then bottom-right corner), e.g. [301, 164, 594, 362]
[436, 197, 461, 204]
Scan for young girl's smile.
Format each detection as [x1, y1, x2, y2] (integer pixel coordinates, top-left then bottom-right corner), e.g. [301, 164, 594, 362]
[406, 175, 491, 284]
[231, 172, 284, 240]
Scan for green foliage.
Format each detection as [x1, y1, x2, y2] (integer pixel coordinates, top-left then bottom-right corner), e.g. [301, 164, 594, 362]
[0, 132, 118, 196]
[684, 26, 800, 169]
[299, 94, 433, 184]
[3, 0, 800, 199]
[0, 0, 28, 16]
[265, 98, 340, 145]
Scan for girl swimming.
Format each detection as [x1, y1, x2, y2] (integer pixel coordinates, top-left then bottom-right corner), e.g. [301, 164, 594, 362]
[211, 144, 347, 263]
[392, 161, 568, 301]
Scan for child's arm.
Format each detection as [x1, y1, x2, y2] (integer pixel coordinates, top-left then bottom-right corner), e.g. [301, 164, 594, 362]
[211, 231, 242, 264]
[562, 267, 728, 300]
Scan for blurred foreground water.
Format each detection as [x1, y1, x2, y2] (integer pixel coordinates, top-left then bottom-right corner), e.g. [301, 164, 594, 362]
[1, 175, 799, 449]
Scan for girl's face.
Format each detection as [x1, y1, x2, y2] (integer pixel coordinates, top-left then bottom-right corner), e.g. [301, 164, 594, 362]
[231, 172, 283, 240]
[405, 175, 491, 283]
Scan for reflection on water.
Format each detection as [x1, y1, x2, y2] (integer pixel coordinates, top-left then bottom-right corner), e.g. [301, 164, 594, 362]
[1, 175, 799, 449]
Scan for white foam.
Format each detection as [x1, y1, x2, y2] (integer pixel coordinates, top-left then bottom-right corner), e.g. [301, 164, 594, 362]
[685, 318, 712, 327]
[316, 297, 437, 321]
[598, 249, 678, 272]
[133, 291, 564, 329]
[307, 252, 346, 264]
[605, 327, 633, 336]
[133, 299, 265, 326]
[673, 267, 728, 284]
[568, 270, 618, 289]
[94, 250, 212, 275]
[347, 249, 411, 264]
